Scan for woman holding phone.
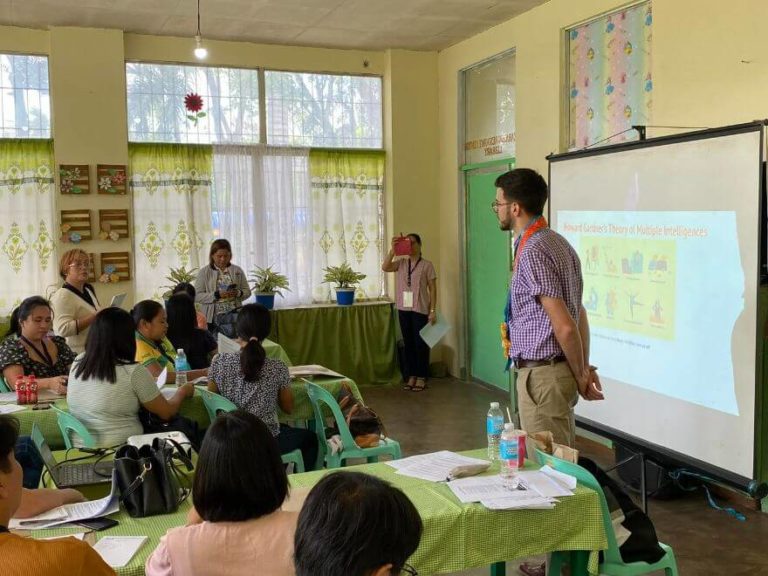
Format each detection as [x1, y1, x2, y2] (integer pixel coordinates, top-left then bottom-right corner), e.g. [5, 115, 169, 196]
[194, 239, 251, 332]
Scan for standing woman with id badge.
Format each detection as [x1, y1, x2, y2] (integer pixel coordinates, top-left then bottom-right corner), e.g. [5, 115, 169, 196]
[382, 233, 437, 392]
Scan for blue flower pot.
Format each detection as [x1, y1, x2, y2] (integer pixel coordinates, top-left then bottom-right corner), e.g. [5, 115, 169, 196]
[255, 293, 276, 310]
[335, 288, 355, 306]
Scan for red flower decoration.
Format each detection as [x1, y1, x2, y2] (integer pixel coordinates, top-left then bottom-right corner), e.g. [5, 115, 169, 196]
[184, 93, 204, 113]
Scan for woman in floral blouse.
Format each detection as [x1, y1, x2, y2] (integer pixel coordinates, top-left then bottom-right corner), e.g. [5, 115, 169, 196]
[0, 296, 76, 394]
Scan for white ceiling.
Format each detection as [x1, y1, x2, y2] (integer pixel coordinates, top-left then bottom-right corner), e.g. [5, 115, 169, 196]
[0, 0, 549, 51]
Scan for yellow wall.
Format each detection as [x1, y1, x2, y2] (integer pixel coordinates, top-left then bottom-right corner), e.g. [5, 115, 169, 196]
[0, 26, 439, 311]
[437, 0, 768, 375]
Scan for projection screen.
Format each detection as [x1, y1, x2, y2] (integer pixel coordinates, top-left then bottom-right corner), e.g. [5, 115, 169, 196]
[548, 123, 763, 483]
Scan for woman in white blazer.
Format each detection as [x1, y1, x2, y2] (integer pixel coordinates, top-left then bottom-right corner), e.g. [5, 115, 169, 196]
[49, 249, 100, 354]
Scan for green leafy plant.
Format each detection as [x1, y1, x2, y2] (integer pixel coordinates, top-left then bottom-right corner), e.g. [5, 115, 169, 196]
[249, 266, 291, 297]
[161, 266, 199, 298]
[322, 262, 366, 289]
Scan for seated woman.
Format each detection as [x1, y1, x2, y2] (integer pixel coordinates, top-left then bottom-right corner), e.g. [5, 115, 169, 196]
[294, 471, 423, 576]
[208, 304, 318, 471]
[166, 294, 217, 370]
[132, 300, 207, 385]
[67, 308, 195, 447]
[171, 283, 207, 330]
[0, 296, 75, 394]
[145, 410, 297, 576]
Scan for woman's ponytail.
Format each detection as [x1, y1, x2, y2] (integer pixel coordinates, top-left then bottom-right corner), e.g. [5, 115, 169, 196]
[240, 338, 266, 382]
[235, 304, 272, 382]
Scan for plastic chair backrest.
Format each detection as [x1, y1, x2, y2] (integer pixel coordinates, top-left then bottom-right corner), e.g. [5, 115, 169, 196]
[535, 448, 621, 563]
[197, 387, 237, 423]
[0, 375, 10, 393]
[305, 381, 359, 451]
[51, 405, 96, 449]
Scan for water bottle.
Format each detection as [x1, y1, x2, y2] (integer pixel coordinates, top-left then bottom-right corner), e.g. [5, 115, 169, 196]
[500, 423, 520, 489]
[175, 349, 191, 386]
[486, 402, 504, 461]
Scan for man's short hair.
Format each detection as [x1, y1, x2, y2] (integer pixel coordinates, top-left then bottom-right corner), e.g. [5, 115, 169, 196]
[494, 168, 548, 216]
[294, 471, 423, 576]
[0, 415, 19, 473]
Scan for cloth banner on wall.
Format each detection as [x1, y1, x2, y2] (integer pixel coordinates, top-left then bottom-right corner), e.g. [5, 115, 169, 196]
[568, 2, 653, 150]
[309, 150, 385, 302]
[129, 143, 214, 301]
[0, 139, 56, 315]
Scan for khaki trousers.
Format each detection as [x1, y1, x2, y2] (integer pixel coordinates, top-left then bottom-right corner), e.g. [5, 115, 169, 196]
[515, 361, 579, 448]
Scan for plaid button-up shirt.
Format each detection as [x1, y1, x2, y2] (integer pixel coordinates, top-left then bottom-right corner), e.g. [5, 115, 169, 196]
[509, 228, 583, 361]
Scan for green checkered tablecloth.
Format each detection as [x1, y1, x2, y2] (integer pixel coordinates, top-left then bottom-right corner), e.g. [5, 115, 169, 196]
[8, 376, 361, 450]
[27, 450, 606, 575]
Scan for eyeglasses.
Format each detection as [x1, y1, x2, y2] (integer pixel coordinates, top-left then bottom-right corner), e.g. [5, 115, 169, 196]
[491, 200, 513, 213]
[69, 261, 90, 270]
[401, 564, 418, 576]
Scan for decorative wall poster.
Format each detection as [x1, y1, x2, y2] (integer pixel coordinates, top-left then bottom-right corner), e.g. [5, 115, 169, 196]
[97, 164, 127, 195]
[99, 209, 130, 241]
[59, 164, 90, 194]
[100, 251, 131, 283]
[60, 209, 93, 243]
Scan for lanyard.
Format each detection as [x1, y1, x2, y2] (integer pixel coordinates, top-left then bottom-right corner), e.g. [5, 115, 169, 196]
[63, 283, 97, 309]
[513, 216, 548, 271]
[407, 257, 422, 288]
[20, 335, 55, 367]
[136, 331, 175, 366]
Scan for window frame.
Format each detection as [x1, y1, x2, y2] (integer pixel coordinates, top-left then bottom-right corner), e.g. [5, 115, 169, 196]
[0, 51, 53, 139]
[125, 60, 385, 151]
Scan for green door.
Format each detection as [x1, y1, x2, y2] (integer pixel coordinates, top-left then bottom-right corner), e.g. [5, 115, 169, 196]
[466, 164, 513, 391]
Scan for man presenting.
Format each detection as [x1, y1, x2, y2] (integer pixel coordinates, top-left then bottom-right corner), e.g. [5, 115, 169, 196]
[495, 168, 603, 448]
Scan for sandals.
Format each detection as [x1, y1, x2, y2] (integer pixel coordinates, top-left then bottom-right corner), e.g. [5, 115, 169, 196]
[411, 378, 428, 392]
[402, 377, 417, 390]
[519, 562, 546, 576]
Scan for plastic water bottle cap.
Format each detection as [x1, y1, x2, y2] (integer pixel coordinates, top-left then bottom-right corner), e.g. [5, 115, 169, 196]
[177, 349, 184, 355]
[490, 402, 500, 409]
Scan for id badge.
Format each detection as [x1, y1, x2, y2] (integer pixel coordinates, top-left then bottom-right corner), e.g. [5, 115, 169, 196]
[403, 291, 414, 309]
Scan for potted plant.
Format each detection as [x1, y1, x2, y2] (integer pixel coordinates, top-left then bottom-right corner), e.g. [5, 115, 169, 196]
[322, 262, 366, 306]
[161, 266, 199, 300]
[249, 266, 290, 310]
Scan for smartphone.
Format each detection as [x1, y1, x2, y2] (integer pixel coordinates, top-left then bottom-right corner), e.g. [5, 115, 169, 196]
[32, 402, 52, 410]
[75, 517, 119, 531]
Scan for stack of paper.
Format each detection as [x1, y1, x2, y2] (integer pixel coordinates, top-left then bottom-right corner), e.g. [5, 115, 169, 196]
[445, 467, 577, 511]
[385, 451, 491, 482]
[0, 404, 26, 415]
[217, 333, 240, 354]
[9, 474, 119, 530]
[94, 536, 147, 568]
[289, 365, 344, 379]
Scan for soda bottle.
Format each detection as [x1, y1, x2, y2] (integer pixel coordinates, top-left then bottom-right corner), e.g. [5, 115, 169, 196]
[15, 375, 27, 405]
[28, 375, 38, 404]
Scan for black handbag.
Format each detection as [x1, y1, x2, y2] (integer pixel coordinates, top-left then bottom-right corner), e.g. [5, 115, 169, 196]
[214, 307, 241, 338]
[114, 438, 192, 518]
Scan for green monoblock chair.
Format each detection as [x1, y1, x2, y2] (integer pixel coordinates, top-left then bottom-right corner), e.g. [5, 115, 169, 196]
[51, 405, 96, 449]
[305, 381, 401, 469]
[196, 386, 304, 473]
[0, 376, 10, 392]
[535, 448, 679, 576]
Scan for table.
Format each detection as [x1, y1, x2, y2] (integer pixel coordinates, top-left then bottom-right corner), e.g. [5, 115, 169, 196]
[28, 450, 606, 575]
[8, 376, 362, 450]
[269, 301, 400, 386]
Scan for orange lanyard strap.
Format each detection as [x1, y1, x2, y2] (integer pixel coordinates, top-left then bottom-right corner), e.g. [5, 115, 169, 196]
[513, 216, 548, 270]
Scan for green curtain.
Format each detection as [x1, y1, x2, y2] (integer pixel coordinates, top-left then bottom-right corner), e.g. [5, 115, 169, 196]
[309, 150, 386, 302]
[129, 143, 214, 300]
[270, 302, 399, 386]
[0, 139, 56, 315]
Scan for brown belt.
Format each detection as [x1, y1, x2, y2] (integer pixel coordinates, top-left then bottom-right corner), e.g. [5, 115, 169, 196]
[514, 356, 567, 369]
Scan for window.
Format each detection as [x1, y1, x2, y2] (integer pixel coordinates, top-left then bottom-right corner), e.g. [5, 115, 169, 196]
[566, 2, 653, 150]
[266, 71, 382, 148]
[126, 62, 260, 144]
[0, 54, 51, 138]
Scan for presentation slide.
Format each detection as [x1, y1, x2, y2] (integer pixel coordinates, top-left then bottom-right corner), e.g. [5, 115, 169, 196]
[549, 127, 761, 480]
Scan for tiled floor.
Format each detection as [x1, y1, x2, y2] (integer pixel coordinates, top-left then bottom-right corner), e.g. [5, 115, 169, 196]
[362, 377, 768, 575]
